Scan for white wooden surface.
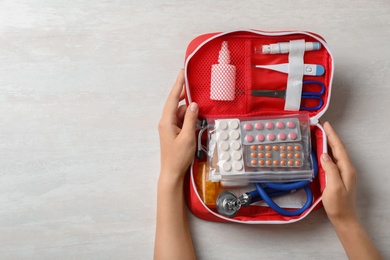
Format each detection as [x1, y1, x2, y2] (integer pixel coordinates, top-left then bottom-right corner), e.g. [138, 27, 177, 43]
[0, 1, 389, 259]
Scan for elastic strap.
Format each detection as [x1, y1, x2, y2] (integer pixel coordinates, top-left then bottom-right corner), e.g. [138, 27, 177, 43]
[284, 40, 305, 111]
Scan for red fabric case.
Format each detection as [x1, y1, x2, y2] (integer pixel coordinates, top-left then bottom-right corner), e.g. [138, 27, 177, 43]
[184, 30, 333, 224]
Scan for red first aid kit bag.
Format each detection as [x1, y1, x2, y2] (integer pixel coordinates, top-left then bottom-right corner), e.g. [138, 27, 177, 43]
[183, 30, 333, 224]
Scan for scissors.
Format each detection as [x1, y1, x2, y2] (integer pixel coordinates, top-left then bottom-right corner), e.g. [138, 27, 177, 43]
[251, 80, 325, 111]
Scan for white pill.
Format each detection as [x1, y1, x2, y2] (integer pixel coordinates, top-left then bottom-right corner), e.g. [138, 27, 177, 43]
[233, 162, 243, 171]
[230, 130, 240, 140]
[219, 131, 229, 141]
[231, 141, 241, 150]
[232, 151, 242, 160]
[220, 152, 230, 161]
[220, 142, 229, 151]
[229, 120, 239, 129]
[222, 162, 232, 172]
[218, 121, 228, 130]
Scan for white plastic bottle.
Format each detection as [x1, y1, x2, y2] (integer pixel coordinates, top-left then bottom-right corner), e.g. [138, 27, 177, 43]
[210, 41, 236, 101]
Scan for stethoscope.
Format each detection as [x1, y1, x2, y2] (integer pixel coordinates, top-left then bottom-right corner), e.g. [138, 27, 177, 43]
[196, 119, 318, 218]
[215, 150, 318, 218]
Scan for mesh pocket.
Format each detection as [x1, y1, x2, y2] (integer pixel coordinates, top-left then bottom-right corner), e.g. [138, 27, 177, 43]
[187, 38, 251, 117]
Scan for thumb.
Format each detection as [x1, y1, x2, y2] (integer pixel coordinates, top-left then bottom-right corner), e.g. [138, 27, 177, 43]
[321, 153, 343, 187]
[181, 102, 199, 136]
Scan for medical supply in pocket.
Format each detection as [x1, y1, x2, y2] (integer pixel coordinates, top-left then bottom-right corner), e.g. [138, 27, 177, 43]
[253, 63, 325, 76]
[195, 162, 221, 208]
[210, 41, 236, 101]
[257, 41, 321, 54]
[183, 29, 333, 224]
[216, 149, 318, 217]
[251, 80, 325, 111]
[204, 114, 314, 183]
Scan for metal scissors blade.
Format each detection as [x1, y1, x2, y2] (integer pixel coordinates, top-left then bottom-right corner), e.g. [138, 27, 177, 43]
[251, 89, 286, 98]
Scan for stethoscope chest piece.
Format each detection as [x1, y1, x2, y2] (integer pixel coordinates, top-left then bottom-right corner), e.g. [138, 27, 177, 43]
[216, 191, 241, 218]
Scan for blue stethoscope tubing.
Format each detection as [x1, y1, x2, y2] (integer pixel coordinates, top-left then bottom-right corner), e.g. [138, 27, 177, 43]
[247, 149, 318, 216]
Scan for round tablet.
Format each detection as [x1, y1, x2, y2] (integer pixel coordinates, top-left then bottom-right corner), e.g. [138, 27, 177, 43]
[219, 131, 229, 140]
[222, 162, 232, 171]
[280, 145, 286, 151]
[231, 141, 241, 150]
[281, 160, 287, 166]
[251, 159, 257, 165]
[265, 145, 272, 151]
[266, 160, 272, 166]
[233, 162, 243, 171]
[230, 130, 240, 140]
[295, 153, 301, 159]
[287, 121, 296, 129]
[218, 121, 228, 130]
[273, 160, 280, 166]
[287, 153, 293, 158]
[280, 152, 287, 158]
[267, 133, 276, 141]
[276, 121, 285, 129]
[258, 152, 264, 158]
[220, 142, 229, 151]
[255, 122, 263, 130]
[258, 145, 264, 150]
[250, 145, 257, 150]
[295, 160, 302, 166]
[244, 123, 253, 131]
[278, 133, 287, 141]
[220, 152, 230, 161]
[294, 145, 301, 151]
[259, 159, 265, 165]
[229, 120, 239, 129]
[266, 122, 274, 130]
[289, 132, 297, 140]
[245, 135, 254, 143]
[288, 160, 294, 166]
[273, 145, 279, 151]
[251, 152, 257, 158]
[232, 151, 242, 160]
[256, 134, 265, 142]
[266, 152, 272, 158]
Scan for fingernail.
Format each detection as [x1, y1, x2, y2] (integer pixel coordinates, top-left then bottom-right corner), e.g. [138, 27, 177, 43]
[189, 102, 198, 112]
[321, 153, 331, 161]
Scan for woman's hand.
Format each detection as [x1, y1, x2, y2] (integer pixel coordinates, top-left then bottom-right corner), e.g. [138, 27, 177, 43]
[321, 121, 358, 225]
[158, 69, 198, 181]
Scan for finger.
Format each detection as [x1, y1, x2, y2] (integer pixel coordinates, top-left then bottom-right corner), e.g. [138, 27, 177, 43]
[176, 104, 187, 128]
[323, 122, 353, 171]
[162, 69, 185, 121]
[180, 102, 199, 139]
[323, 121, 356, 190]
[321, 153, 345, 190]
[179, 85, 186, 101]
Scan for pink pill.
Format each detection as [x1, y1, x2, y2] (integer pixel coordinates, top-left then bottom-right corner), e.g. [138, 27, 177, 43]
[266, 122, 274, 130]
[287, 121, 296, 129]
[267, 133, 276, 141]
[289, 132, 297, 140]
[255, 122, 263, 130]
[256, 134, 265, 142]
[278, 133, 287, 140]
[244, 123, 253, 131]
[276, 121, 285, 129]
[246, 135, 254, 142]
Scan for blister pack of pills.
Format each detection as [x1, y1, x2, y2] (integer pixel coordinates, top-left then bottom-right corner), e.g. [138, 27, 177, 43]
[206, 113, 314, 183]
